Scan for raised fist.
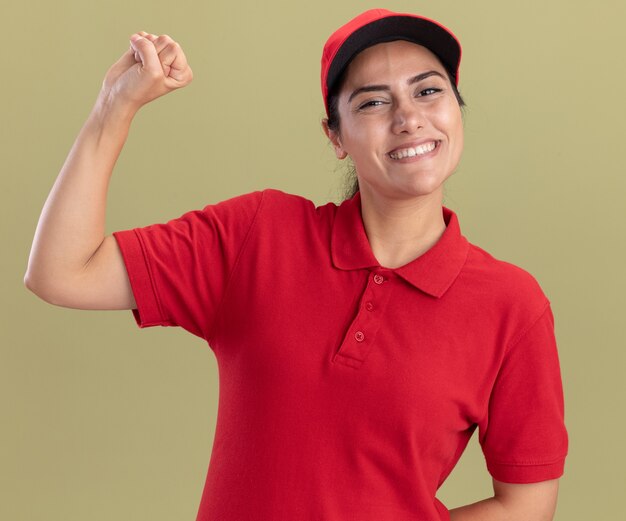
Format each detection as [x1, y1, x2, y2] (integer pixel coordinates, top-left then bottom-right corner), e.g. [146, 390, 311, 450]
[101, 31, 193, 111]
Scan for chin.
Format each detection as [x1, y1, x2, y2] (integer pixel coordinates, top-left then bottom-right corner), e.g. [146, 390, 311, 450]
[402, 180, 446, 200]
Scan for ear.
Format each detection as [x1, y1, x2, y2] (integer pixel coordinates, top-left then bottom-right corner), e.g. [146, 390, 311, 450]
[321, 119, 348, 160]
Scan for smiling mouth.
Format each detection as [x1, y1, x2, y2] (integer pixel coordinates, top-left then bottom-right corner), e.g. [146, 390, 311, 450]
[388, 141, 439, 159]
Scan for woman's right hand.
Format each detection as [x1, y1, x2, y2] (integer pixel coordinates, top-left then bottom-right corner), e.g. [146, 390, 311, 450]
[100, 31, 193, 112]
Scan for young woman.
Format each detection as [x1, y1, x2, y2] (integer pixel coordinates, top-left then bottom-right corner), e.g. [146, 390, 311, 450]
[24, 8, 568, 521]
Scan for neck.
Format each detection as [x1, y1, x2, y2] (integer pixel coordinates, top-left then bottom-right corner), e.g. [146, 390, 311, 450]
[358, 186, 447, 269]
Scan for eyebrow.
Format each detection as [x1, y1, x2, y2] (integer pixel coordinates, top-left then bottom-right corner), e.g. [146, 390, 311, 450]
[347, 70, 446, 103]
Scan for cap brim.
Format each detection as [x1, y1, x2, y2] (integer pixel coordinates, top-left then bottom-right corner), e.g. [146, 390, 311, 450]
[326, 16, 460, 95]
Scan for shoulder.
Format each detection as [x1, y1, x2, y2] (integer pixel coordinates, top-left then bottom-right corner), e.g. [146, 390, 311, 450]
[194, 188, 307, 222]
[261, 188, 338, 211]
[251, 188, 341, 223]
[191, 188, 341, 233]
[463, 241, 550, 319]
[199, 189, 341, 244]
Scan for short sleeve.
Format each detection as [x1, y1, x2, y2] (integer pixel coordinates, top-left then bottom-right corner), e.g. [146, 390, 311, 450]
[112, 190, 265, 341]
[478, 302, 569, 483]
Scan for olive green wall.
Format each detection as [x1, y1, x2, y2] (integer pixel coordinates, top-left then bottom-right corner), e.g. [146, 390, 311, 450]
[3, 1, 625, 519]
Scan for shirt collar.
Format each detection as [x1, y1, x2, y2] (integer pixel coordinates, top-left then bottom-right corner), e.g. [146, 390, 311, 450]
[331, 191, 469, 298]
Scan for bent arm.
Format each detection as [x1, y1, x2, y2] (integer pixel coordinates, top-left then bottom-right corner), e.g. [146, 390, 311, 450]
[448, 478, 560, 521]
[24, 93, 137, 309]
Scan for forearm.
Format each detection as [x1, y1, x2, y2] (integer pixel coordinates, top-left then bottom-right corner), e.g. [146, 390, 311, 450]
[24, 91, 136, 297]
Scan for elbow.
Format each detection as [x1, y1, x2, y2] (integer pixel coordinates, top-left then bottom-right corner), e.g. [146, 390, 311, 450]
[23, 269, 38, 294]
[23, 270, 57, 305]
[24, 270, 44, 300]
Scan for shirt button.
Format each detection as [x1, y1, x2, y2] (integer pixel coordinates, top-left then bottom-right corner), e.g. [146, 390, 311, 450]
[354, 331, 365, 342]
[373, 274, 384, 284]
[365, 301, 374, 311]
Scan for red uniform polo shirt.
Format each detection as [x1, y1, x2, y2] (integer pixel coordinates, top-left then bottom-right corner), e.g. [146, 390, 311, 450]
[113, 188, 568, 521]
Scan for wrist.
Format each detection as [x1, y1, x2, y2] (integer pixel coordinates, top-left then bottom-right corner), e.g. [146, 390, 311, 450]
[93, 89, 139, 126]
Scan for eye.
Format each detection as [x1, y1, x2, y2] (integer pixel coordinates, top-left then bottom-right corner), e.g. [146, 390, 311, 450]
[417, 87, 442, 97]
[357, 99, 388, 110]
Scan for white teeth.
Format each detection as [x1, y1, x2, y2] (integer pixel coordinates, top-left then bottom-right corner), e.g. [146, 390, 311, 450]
[389, 141, 437, 159]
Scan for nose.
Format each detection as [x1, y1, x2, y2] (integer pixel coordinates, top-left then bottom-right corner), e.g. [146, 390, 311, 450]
[391, 98, 423, 134]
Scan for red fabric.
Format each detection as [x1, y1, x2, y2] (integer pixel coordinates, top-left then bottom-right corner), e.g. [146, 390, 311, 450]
[113, 188, 568, 521]
[320, 8, 462, 116]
